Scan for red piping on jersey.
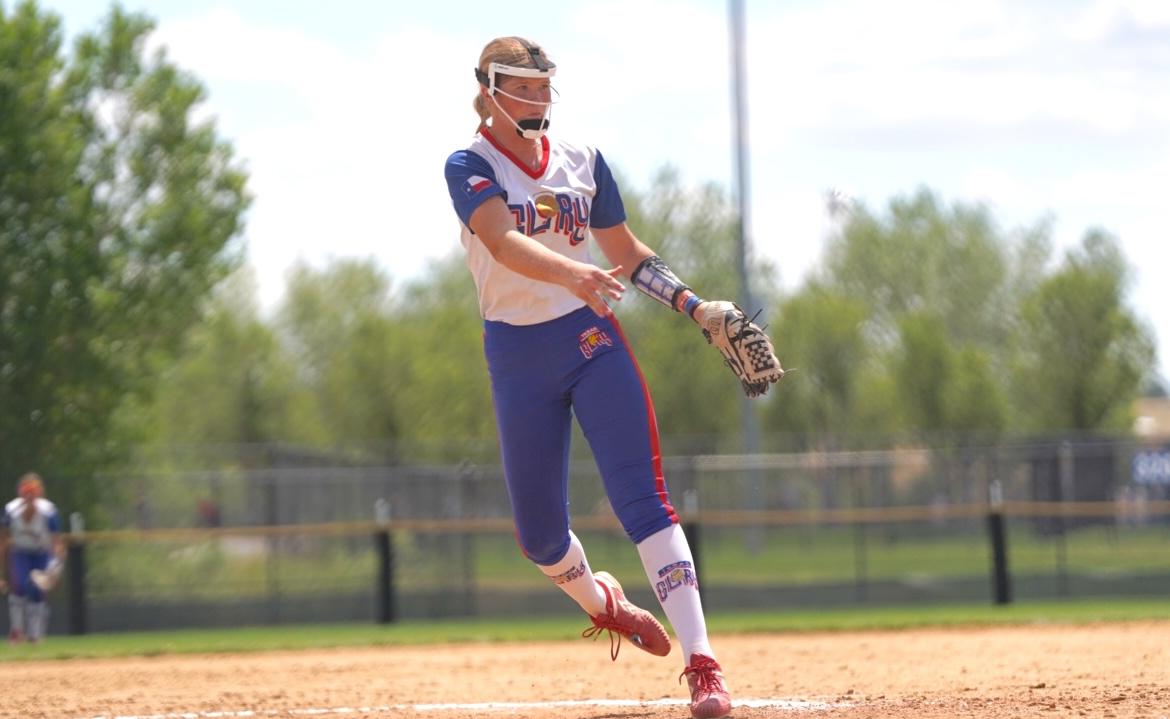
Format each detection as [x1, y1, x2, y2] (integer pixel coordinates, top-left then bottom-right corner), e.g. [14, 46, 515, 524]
[481, 128, 549, 179]
[607, 312, 679, 526]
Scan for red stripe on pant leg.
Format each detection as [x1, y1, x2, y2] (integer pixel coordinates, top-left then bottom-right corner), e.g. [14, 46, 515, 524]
[607, 313, 678, 524]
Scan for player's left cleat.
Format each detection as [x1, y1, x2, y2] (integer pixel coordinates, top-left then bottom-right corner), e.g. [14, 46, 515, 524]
[582, 571, 671, 660]
[7, 629, 23, 646]
[681, 653, 732, 719]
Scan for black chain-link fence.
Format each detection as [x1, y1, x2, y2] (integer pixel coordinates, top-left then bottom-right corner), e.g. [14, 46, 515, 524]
[40, 435, 1170, 634]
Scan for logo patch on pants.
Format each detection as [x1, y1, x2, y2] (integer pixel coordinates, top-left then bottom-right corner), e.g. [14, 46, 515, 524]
[578, 327, 613, 358]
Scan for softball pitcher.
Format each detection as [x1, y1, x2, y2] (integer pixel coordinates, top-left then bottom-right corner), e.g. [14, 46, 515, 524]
[1, 473, 65, 644]
[444, 36, 784, 719]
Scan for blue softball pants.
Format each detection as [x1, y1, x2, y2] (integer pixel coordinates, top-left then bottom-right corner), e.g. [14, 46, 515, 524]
[484, 306, 678, 566]
[7, 549, 51, 603]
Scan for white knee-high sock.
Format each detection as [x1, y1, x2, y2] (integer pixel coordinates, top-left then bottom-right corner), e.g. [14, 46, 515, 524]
[636, 523, 714, 662]
[536, 531, 608, 617]
[25, 601, 48, 641]
[8, 594, 26, 637]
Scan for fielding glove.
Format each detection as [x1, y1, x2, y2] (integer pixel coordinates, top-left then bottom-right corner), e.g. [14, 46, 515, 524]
[698, 301, 786, 398]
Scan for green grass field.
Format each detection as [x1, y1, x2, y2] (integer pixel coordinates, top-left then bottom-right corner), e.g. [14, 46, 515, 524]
[3, 598, 1166, 663]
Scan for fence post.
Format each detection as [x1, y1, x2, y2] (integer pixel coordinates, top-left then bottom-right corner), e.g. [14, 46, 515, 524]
[374, 499, 395, 624]
[66, 512, 88, 635]
[987, 481, 1012, 605]
[852, 477, 869, 604]
[1055, 440, 1073, 596]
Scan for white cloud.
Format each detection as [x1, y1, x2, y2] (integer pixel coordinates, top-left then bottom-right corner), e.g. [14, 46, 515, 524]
[1066, 0, 1170, 40]
[151, 10, 475, 306]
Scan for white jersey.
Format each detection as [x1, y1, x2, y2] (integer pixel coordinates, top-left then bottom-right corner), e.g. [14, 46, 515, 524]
[3, 497, 60, 552]
[444, 128, 627, 325]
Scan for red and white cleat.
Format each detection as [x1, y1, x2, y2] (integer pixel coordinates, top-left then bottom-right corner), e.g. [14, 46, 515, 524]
[681, 653, 732, 718]
[582, 571, 671, 660]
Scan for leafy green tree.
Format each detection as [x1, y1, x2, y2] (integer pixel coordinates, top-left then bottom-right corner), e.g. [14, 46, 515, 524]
[392, 254, 497, 448]
[0, 3, 249, 503]
[807, 188, 1153, 437]
[892, 312, 1007, 437]
[894, 313, 950, 430]
[944, 345, 1008, 434]
[812, 188, 1125, 436]
[124, 268, 318, 448]
[1012, 230, 1156, 431]
[275, 259, 403, 447]
[761, 284, 876, 439]
[821, 187, 1048, 355]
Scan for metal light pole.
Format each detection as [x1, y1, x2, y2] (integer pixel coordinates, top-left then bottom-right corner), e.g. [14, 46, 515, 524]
[730, 0, 753, 318]
[729, 0, 763, 550]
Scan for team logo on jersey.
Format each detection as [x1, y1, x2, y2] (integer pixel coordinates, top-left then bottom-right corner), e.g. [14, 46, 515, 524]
[578, 326, 613, 358]
[511, 192, 590, 246]
[534, 194, 559, 219]
[461, 175, 493, 198]
[655, 560, 697, 602]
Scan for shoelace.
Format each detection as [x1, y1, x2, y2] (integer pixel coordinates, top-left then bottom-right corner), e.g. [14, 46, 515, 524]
[680, 657, 724, 694]
[582, 617, 624, 661]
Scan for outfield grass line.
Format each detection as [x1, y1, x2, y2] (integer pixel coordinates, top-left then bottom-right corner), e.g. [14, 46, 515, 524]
[80, 697, 847, 718]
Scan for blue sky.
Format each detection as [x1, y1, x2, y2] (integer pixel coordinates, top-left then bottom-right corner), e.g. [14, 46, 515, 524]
[43, 0, 1170, 384]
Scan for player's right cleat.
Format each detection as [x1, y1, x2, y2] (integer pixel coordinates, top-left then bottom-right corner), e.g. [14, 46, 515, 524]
[582, 571, 671, 660]
[681, 653, 732, 718]
[7, 629, 22, 646]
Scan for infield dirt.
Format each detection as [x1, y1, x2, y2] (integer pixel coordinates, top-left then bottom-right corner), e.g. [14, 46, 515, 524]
[1, 621, 1167, 718]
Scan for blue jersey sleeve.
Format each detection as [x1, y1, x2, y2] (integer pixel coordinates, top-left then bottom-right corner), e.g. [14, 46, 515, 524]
[47, 509, 61, 534]
[590, 150, 627, 229]
[445, 150, 506, 229]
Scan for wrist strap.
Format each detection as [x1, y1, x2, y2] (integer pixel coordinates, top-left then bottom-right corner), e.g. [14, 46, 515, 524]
[682, 293, 704, 318]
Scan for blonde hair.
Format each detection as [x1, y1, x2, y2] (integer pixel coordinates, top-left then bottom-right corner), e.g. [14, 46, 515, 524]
[473, 37, 554, 130]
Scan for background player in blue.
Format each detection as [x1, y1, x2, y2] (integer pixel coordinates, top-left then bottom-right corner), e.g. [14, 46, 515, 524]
[445, 36, 738, 719]
[1, 473, 65, 644]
